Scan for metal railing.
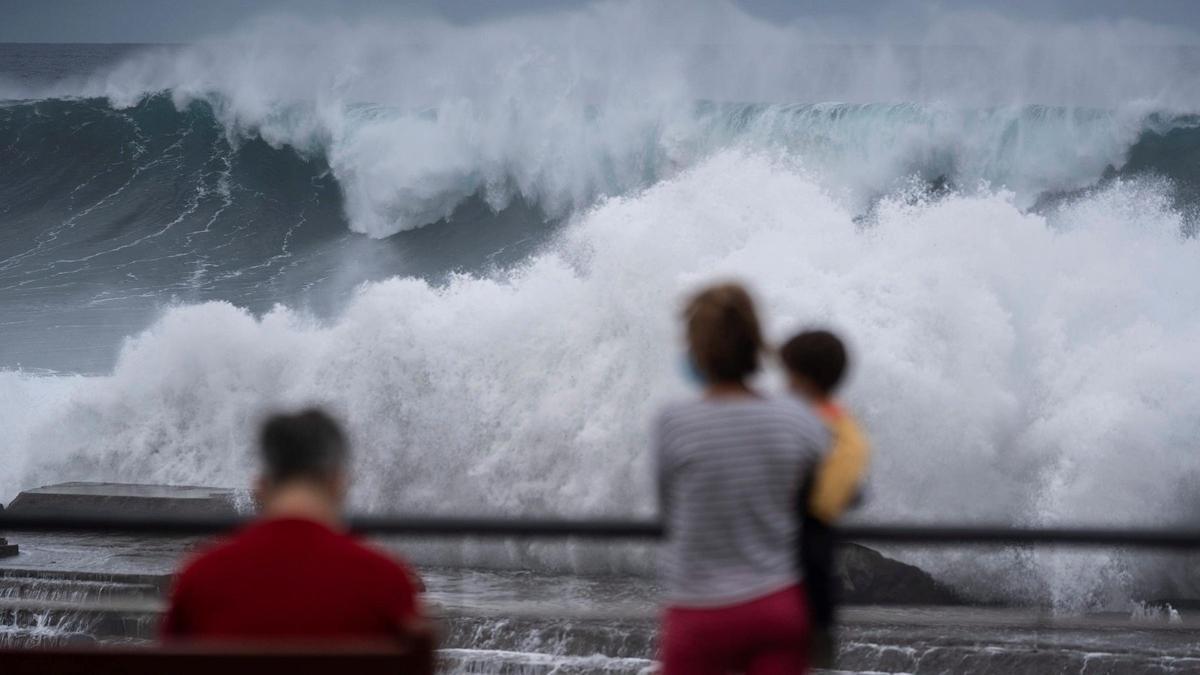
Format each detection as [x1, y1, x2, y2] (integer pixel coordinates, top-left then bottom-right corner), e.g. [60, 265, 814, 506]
[4, 512, 1200, 549]
[5, 512, 1200, 641]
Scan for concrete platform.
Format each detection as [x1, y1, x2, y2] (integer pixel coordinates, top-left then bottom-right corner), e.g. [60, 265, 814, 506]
[5, 482, 244, 518]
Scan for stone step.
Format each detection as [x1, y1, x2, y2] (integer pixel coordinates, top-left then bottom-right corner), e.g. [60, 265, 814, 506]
[0, 569, 168, 604]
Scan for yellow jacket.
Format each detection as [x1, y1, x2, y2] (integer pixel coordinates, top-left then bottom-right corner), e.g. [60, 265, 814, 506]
[808, 402, 870, 524]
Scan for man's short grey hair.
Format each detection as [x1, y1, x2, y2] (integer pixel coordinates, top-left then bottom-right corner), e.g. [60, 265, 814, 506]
[259, 408, 348, 483]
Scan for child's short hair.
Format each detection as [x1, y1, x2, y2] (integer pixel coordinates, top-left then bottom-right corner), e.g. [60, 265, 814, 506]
[780, 330, 848, 396]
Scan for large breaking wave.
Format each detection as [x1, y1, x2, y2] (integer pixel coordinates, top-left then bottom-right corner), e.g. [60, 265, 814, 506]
[2, 1, 1199, 607]
[4, 93, 1200, 240]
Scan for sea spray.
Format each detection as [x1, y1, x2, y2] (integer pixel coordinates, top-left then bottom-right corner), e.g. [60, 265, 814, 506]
[4, 152, 1199, 607]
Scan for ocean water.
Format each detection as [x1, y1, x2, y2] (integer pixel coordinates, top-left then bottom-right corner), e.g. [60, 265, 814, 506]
[1, 0, 1200, 632]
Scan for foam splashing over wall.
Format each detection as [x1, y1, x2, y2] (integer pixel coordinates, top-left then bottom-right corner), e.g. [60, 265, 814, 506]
[3, 151, 1198, 606]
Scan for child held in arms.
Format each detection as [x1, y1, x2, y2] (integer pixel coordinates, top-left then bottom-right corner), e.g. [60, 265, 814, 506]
[780, 330, 871, 669]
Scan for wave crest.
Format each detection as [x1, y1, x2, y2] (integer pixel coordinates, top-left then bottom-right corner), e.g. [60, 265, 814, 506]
[5, 94, 1199, 240]
[13, 2, 1196, 237]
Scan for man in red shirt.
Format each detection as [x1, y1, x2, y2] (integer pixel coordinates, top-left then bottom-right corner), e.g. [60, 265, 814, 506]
[162, 408, 426, 644]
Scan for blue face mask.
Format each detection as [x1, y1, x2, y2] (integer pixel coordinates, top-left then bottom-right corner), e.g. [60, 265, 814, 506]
[681, 353, 707, 388]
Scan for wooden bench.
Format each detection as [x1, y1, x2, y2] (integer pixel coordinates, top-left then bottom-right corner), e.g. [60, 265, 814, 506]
[0, 641, 435, 675]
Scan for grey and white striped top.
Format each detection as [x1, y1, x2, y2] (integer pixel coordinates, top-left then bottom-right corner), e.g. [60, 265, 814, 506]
[655, 396, 828, 607]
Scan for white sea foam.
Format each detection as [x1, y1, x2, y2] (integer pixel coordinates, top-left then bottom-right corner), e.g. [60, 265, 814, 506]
[439, 648, 655, 675]
[3, 151, 1198, 606]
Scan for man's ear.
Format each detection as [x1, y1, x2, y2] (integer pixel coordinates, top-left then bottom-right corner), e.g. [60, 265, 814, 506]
[253, 475, 270, 511]
[331, 471, 350, 503]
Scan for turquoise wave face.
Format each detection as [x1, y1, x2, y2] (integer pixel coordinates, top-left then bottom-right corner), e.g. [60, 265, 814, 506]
[0, 95, 560, 372]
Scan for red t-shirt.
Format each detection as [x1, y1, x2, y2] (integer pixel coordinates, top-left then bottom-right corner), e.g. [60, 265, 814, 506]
[162, 518, 421, 641]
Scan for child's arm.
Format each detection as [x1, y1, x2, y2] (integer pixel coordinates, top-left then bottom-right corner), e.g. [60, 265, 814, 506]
[808, 411, 870, 524]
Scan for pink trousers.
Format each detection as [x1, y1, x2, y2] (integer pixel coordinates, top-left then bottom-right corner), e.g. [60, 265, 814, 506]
[660, 585, 810, 675]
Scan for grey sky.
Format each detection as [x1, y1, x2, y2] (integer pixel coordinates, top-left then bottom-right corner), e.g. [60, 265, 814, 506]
[1, 0, 1199, 44]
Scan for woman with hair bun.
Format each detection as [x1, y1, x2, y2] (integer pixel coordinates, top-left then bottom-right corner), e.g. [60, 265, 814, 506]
[655, 282, 827, 675]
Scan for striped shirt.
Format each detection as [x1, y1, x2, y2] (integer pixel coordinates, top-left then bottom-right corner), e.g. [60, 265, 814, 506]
[655, 396, 828, 607]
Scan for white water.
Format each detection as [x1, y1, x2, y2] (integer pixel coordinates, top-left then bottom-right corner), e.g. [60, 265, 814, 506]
[3, 150, 1199, 605]
[439, 649, 656, 675]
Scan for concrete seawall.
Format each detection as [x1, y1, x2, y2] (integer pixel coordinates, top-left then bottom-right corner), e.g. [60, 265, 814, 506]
[5, 482, 242, 518]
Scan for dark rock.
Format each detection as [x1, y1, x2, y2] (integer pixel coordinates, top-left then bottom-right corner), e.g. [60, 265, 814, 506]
[0, 497, 16, 556]
[6, 482, 241, 518]
[838, 543, 961, 605]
